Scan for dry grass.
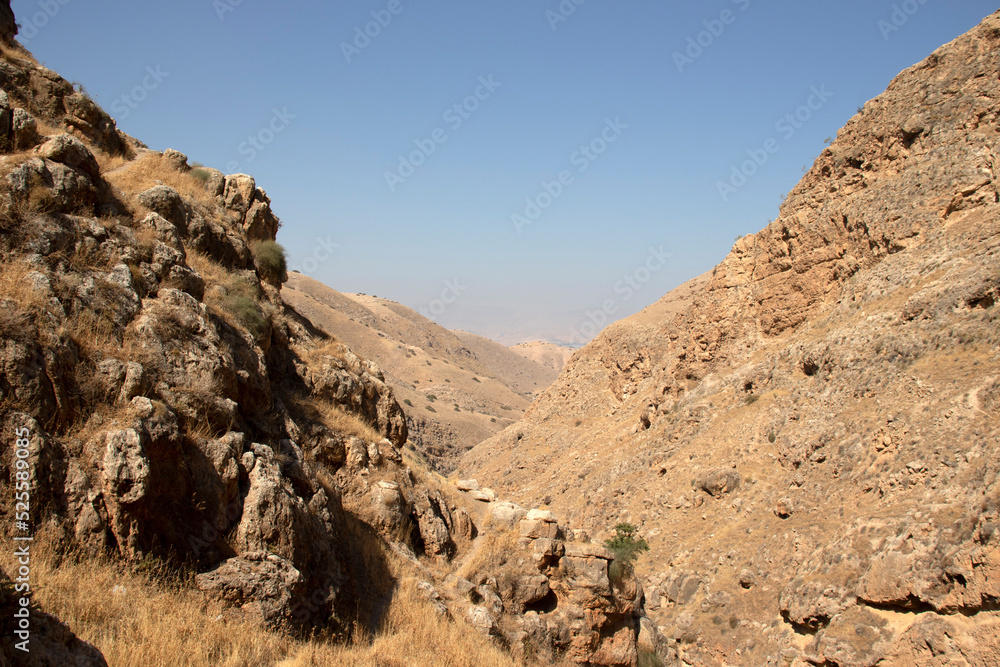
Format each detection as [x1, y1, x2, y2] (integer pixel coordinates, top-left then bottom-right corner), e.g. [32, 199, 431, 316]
[0, 41, 38, 66]
[280, 578, 516, 667]
[0, 533, 292, 667]
[1, 528, 517, 667]
[456, 527, 520, 584]
[0, 260, 49, 311]
[298, 339, 353, 365]
[289, 394, 385, 443]
[186, 251, 271, 338]
[104, 152, 215, 208]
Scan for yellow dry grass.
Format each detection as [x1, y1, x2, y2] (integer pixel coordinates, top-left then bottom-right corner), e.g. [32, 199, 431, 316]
[289, 393, 385, 444]
[104, 152, 215, 208]
[0, 41, 37, 66]
[2, 530, 517, 667]
[279, 578, 515, 667]
[0, 260, 48, 311]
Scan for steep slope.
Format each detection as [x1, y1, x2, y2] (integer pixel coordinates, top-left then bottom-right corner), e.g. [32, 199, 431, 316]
[462, 12, 1000, 666]
[283, 273, 557, 470]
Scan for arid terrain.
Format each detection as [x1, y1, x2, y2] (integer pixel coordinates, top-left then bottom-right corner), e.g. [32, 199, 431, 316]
[0, 3, 998, 667]
[282, 272, 563, 471]
[461, 11, 1000, 666]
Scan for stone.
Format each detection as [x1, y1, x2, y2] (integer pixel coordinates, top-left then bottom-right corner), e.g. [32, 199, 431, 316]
[519, 518, 559, 540]
[488, 500, 527, 527]
[36, 133, 100, 179]
[775, 498, 794, 519]
[195, 552, 305, 627]
[456, 479, 480, 491]
[137, 185, 188, 230]
[223, 173, 256, 218]
[526, 508, 558, 523]
[698, 468, 741, 497]
[468, 488, 496, 502]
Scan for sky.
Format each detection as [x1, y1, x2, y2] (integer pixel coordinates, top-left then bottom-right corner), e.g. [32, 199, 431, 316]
[11, 0, 998, 345]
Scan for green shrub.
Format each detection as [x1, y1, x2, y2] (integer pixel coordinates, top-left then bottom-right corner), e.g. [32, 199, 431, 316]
[190, 168, 211, 183]
[403, 399, 413, 407]
[604, 522, 649, 582]
[226, 294, 266, 338]
[252, 241, 288, 287]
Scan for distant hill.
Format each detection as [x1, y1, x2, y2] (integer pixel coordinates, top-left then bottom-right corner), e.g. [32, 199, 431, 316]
[282, 273, 558, 470]
[510, 340, 576, 373]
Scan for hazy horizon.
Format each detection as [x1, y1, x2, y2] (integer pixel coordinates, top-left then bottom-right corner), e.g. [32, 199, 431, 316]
[14, 0, 998, 344]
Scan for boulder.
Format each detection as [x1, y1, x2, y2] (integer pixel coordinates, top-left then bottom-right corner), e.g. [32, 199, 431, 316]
[223, 174, 256, 217]
[136, 185, 187, 231]
[36, 134, 99, 179]
[488, 501, 526, 527]
[519, 518, 559, 540]
[195, 552, 305, 627]
[698, 468, 741, 497]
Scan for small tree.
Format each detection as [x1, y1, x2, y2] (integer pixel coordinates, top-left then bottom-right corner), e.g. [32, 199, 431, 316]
[604, 522, 649, 581]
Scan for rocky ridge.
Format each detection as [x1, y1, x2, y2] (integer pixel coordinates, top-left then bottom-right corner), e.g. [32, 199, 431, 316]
[462, 11, 1000, 667]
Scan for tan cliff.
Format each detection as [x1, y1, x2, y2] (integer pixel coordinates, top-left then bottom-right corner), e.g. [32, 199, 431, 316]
[462, 11, 1000, 666]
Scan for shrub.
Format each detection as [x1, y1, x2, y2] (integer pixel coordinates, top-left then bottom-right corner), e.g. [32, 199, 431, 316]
[252, 241, 288, 287]
[604, 522, 649, 582]
[403, 399, 412, 407]
[638, 647, 665, 667]
[226, 294, 266, 338]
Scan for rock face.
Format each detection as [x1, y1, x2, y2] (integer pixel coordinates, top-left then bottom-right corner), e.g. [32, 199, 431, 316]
[0, 0, 15, 44]
[0, 26, 421, 640]
[453, 508, 646, 666]
[462, 12, 1000, 666]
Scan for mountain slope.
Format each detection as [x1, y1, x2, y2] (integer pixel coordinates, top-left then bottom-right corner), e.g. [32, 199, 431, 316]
[462, 12, 1000, 666]
[282, 272, 557, 470]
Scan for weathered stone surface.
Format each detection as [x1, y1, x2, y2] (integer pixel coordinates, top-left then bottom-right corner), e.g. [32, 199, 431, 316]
[137, 185, 187, 231]
[36, 133, 99, 179]
[519, 518, 559, 540]
[698, 468, 741, 497]
[489, 500, 526, 527]
[195, 552, 305, 627]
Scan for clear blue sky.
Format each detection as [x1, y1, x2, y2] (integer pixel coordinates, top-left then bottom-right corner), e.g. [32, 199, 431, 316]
[13, 0, 997, 345]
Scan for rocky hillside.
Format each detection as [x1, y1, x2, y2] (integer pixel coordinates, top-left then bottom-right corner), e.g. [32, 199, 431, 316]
[462, 11, 1000, 667]
[0, 5, 657, 666]
[282, 273, 558, 470]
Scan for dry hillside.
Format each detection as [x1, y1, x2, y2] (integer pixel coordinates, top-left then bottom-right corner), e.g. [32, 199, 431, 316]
[511, 340, 577, 373]
[282, 273, 558, 471]
[462, 11, 1000, 667]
